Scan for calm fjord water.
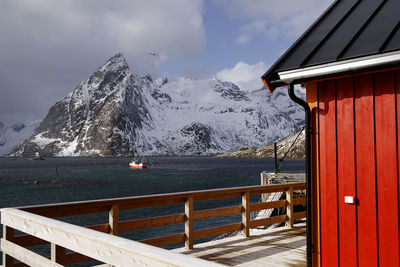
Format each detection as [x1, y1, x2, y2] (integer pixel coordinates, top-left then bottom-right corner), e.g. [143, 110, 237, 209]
[0, 157, 304, 208]
[0, 157, 304, 258]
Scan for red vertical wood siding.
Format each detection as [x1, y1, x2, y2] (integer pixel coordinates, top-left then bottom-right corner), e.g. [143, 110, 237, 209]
[318, 80, 339, 267]
[316, 69, 400, 266]
[336, 77, 357, 267]
[374, 72, 399, 266]
[354, 75, 378, 267]
[397, 70, 400, 267]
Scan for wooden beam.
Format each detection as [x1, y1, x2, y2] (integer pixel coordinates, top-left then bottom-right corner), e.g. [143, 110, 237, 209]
[119, 213, 185, 232]
[293, 212, 307, 220]
[193, 192, 242, 202]
[293, 197, 306, 206]
[249, 215, 287, 228]
[140, 233, 185, 247]
[13, 224, 109, 248]
[50, 243, 66, 265]
[193, 206, 242, 220]
[19, 183, 306, 218]
[1, 239, 62, 267]
[108, 205, 119, 236]
[249, 200, 287, 212]
[185, 197, 194, 250]
[261, 172, 268, 185]
[119, 198, 186, 210]
[1, 208, 223, 267]
[261, 172, 268, 201]
[87, 223, 109, 233]
[242, 192, 250, 237]
[193, 222, 243, 240]
[3, 225, 15, 267]
[286, 187, 294, 228]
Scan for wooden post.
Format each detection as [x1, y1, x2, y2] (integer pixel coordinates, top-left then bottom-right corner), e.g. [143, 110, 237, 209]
[109, 205, 119, 236]
[286, 186, 294, 228]
[3, 225, 15, 266]
[185, 197, 194, 249]
[242, 191, 250, 237]
[260, 172, 267, 185]
[51, 243, 66, 265]
[260, 172, 267, 202]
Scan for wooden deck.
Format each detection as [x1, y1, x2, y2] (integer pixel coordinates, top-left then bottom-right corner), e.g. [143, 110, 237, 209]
[174, 223, 306, 266]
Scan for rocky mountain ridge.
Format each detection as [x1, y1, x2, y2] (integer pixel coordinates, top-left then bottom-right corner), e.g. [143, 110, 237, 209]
[215, 128, 305, 159]
[10, 53, 305, 157]
[0, 121, 38, 156]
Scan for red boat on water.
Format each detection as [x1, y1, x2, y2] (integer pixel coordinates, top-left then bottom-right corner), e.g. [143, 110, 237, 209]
[129, 160, 147, 169]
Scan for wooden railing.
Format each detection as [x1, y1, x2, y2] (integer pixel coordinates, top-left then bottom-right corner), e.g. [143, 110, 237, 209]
[1, 183, 306, 266]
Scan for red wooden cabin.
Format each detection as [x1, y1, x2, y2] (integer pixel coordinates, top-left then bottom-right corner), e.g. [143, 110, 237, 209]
[262, 0, 400, 266]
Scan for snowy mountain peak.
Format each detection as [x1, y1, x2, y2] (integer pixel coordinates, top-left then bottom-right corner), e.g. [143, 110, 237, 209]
[102, 53, 129, 72]
[10, 55, 304, 157]
[154, 76, 168, 87]
[84, 53, 130, 90]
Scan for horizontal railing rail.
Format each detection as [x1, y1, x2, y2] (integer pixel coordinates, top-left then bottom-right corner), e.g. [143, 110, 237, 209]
[1, 208, 223, 267]
[1, 182, 306, 266]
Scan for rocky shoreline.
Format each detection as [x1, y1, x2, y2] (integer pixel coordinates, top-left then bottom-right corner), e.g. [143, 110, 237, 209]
[215, 128, 305, 159]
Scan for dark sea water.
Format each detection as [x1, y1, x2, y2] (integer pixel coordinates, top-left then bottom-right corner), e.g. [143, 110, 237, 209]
[0, 156, 304, 264]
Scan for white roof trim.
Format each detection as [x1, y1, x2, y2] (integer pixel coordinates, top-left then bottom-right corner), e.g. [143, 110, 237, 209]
[278, 50, 400, 84]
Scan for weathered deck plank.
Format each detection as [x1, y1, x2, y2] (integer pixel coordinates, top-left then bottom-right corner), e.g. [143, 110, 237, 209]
[174, 223, 306, 266]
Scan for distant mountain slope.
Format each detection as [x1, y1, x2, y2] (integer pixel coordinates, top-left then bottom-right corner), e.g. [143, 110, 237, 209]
[11, 53, 305, 157]
[0, 121, 38, 156]
[215, 128, 305, 159]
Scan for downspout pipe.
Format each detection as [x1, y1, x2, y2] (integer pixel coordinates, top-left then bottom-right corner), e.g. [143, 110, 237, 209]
[288, 84, 312, 267]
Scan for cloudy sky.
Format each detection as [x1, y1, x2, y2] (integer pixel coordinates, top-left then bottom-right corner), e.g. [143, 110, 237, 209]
[0, 0, 332, 125]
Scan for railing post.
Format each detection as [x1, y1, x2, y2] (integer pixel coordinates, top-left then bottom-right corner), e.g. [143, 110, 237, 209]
[3, 225, 15, 266]
[109, 205, 119, 236]
[185, 197, 194, 249]
[286, 186, 294, 228]
[51, 243, 66, 265]
[260, 172, 267, 186]
[242, 191, 250, 237]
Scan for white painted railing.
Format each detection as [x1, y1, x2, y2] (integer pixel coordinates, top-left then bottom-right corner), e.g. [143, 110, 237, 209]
[1, 182, 306, 266]
[1, 208, 223, 267]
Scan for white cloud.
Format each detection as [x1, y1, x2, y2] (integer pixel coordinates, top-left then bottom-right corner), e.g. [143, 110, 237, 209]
[0, 0, 205, 74]
[235, 20, 267, 44]
[216, 61, 268, 91]
[0, 0, 205, 124]
[235, 34, 253, 45]
[214, 0, 333, 43]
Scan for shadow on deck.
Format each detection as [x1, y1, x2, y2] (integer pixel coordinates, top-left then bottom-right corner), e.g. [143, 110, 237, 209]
[174, 223, 306, 266]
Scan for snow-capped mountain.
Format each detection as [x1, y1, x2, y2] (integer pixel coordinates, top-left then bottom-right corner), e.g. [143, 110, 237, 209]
[0, 121, 38, 156]
[11, 53, 305, 157]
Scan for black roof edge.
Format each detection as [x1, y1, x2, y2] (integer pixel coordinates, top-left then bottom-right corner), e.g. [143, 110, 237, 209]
[261, 0, 339, 92]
